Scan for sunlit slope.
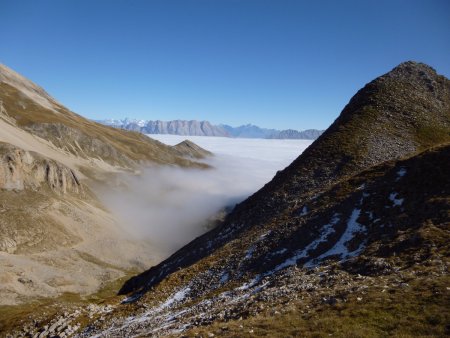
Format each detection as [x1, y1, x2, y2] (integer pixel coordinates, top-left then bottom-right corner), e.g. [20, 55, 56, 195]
[0, 63, 210, 305]
[0, 64, 205, 170]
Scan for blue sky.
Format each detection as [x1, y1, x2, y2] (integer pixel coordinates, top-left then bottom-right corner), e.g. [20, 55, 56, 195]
[1, 0, 449, 130]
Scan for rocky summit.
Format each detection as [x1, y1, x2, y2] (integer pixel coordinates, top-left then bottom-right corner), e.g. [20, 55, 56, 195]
[8, 61, 447, 337]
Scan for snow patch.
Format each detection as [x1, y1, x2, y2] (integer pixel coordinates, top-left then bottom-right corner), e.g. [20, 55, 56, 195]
[220, 272, 229, 284]
[270, 248, 287, 256]
[307, 208, 366, 266]
[396, 167, 407, 181]
[237, 276, 261, 290]
[245, 246, 255, 259]
[299, 205, 308, 216]
[94, 286, 192, 337]
[259, 231, 271, 239]
[159, 287, 191, 310]
[122, 292, 143, 304]
[271, 214, 340, 273]
[389, 192, 404, 206]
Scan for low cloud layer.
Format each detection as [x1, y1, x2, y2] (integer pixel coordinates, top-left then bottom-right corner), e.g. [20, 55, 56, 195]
[98, 135, 312, 257]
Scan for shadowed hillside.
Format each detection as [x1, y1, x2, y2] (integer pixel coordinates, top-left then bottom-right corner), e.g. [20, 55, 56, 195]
[119, 61, 450, 296]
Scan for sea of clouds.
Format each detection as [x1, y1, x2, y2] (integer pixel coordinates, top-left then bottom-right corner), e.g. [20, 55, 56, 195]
[99, 135, 313, 257]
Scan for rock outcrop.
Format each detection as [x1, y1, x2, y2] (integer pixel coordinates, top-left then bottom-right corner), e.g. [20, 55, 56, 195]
[26, 123, 135, 168]
[0, 142, 81, 194]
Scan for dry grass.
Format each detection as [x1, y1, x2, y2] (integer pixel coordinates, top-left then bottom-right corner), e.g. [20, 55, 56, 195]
[187, 275, 450, 337]
[0, 271, 136, 337]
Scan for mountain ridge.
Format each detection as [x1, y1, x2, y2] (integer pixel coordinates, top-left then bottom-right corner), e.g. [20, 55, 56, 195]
[120, 61, 450, 297]
[97, 118, 324, 140]
[52, 60, 449, 337]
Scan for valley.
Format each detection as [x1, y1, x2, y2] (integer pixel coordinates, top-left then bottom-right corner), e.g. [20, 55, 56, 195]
[0, 63, 213, 308]
[2, 1, 449, 336]
[1, 61, 448, 337]
[0, 63, 315, 335]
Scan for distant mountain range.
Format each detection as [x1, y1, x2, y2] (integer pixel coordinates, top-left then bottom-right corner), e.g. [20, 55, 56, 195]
[96, 118, 324, 140]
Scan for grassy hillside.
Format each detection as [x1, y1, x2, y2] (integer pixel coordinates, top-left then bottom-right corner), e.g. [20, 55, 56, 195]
[0, 81, 205, 169]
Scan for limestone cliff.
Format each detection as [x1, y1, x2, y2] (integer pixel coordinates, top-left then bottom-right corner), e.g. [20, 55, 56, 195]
[0, 142, 82, 194]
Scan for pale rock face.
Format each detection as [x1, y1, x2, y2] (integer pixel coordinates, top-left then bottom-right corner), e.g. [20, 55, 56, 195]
[0, 143, 81, 194]
[144, 120, 229, 137]
[100, 119, 230, 137]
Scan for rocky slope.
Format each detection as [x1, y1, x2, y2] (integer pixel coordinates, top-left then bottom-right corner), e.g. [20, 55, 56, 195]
[118, 61, 450, 295]
[67, 143, 447, 338]
[0, 64, 211, 307]
[20, 61, 446, 337]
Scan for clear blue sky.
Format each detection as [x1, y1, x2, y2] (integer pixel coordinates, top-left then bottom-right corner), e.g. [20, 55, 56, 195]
[1, 0, 449, 130]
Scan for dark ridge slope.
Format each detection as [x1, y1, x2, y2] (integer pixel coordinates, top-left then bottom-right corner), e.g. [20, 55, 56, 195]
[119, 61, 450, 296]
[232, 61, 450, 224]
[84, 142, 450, 338]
